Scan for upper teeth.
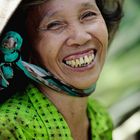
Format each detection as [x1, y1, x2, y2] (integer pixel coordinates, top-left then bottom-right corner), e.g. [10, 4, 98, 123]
[65, 53, 95, 68]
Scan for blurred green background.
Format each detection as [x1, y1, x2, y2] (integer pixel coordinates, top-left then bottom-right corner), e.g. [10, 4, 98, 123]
[93, 2, 140, 139]
[92, 0, 140, 108]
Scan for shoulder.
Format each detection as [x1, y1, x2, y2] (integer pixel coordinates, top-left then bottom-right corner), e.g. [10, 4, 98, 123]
[0, 86, 49, 139]
[88, 98, 113, 139]
[88, 98, 111, 117]
[0, 90, 27, 139]
[0, 88, 31, 137]
[0, 88, 31, 118]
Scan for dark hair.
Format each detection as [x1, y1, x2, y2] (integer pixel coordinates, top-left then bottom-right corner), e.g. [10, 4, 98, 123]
[96, 0, 124, 43]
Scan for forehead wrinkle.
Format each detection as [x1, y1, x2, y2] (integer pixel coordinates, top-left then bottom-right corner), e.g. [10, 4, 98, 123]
[39, 1, 98, 24]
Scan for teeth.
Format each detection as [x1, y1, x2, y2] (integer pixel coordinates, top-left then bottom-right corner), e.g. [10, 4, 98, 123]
[76, 59, 80, 67]
[80, 57, 84, 65]
[89, 55, 92, 62]
[84, 55, 89, 64]
[65, 53, 95, 68]
[71, 60, 76, 67]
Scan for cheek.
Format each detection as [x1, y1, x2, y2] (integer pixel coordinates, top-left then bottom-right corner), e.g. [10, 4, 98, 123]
[38, 33, 67, 59]
[89, 19, 108, 47]
[30, 34, 61, 65]
[96, 21, 108, 47]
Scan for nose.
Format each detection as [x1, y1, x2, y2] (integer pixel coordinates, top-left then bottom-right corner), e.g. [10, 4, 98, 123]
[66, 24, 92, 47]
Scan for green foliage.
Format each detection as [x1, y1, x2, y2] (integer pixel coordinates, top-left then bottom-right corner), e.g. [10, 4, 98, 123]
[92, 0, 140, 107]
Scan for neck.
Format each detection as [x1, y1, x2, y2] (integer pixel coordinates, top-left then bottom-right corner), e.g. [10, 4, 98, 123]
[39, 85, 89, 140]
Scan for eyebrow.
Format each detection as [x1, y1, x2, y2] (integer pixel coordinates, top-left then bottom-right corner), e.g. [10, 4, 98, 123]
[39, 10, 59, 24]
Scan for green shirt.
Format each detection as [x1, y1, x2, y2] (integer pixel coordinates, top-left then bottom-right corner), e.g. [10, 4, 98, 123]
[0, 84, 113, 140]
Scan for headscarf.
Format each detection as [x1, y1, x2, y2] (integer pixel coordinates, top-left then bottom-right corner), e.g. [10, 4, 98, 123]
[0, 31, 96, 97]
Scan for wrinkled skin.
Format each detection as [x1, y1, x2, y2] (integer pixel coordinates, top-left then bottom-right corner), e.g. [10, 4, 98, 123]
[26, 0, 108, 90]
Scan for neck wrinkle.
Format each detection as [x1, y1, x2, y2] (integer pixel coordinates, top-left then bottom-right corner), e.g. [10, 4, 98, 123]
[38, 84, 88, 123]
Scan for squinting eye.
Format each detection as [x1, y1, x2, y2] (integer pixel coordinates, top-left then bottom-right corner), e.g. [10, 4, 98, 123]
[81, 11, 96, 21]
[39, 21, 65, 31]
[47, 21, 62, 30]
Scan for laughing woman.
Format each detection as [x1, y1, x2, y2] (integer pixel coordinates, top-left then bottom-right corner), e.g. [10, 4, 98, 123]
[0, 0, 124, 140]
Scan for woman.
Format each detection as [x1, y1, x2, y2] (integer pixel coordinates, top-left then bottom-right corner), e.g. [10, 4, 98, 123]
[0, 0, 123, 139]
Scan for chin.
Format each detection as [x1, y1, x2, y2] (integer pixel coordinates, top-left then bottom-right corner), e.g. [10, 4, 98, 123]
[70, 78, 98, 90]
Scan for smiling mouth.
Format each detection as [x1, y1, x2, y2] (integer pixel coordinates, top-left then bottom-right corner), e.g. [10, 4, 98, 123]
[63, 49, 97, 68]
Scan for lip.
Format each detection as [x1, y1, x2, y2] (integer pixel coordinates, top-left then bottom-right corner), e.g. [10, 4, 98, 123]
[62, 49, 97, 72]
[63, 49, 97, 61]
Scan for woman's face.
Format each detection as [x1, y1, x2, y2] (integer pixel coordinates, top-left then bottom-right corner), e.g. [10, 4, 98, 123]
[26, 0, 108, 89]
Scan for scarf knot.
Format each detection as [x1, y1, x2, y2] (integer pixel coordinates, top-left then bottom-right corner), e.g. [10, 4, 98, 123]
[0, 31, 22, 89]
